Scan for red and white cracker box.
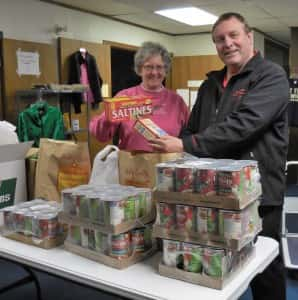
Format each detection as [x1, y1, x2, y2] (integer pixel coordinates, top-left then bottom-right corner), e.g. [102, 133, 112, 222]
[104, 96, 153, 122]
[134, 118, 167, 140]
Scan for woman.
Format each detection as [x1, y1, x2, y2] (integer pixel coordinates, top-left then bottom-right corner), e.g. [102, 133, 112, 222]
[89, 41, 189, 151]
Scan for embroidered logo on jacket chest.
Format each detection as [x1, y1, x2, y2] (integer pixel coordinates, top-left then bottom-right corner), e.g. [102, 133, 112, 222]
[232, 88, 247, 100]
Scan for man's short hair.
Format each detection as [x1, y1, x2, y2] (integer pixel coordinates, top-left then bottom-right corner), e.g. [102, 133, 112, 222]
[212, 12, 252, 39]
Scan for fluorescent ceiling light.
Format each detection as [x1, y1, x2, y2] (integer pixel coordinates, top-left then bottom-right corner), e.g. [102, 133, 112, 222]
[155, 7, 217, 26]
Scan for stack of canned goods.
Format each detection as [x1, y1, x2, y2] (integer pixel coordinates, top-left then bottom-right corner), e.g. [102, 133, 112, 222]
[67, 223, 153, 259]
[158, 201, 260, 240]
[162, 239, 253, 278]
[156, 158, 261, 199]
[62, 184, 152, 226]
[1, 199, 63, 240]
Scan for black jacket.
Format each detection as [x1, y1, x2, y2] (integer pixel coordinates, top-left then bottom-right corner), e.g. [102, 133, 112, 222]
[68, 51, 103, 113]
[182, 53, 289, 206]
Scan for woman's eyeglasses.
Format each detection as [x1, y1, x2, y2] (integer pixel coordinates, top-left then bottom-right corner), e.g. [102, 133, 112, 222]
[142, 65, 165, 72]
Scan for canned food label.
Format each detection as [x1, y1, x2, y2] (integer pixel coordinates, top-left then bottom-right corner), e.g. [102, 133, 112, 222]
[163, 239, 180, 267]
[182, 242, 203, 273]
[159, 203, 175, 229]
[175, 167, 194, 192]
[176, 205, 194, 231]
[197, 207, 208, 235]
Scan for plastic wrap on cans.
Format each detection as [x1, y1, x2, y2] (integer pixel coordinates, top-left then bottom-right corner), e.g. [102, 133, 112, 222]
[156, 162, 176, 192]
[196, 207, 208, 235]
[155, 158, 261, 202]
[61, 184, 153, 227]
[176, 205, 195, 231]
[194, 163, 217, 195]
[1, 199, 63, 242]
[110, 232, 131, 258]
[80, 226, 89, 248]
[159, 203, 176, 229]
[203, 247, 227, 278]
[135, 188, 152, 216]
[175, 165, 195, 192]
[68, 224, 81, 245]
[181, 242, 203, 273]
[163, 239, 180, 267]
[207, 208, 219, 235]
[94, 230, 109, 253]
[88, 228, 96, 250]
[131, 228, 145, 253]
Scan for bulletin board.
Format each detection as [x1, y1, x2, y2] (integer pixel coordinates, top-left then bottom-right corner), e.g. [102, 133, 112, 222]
[2, 38, 58, 123]
[58, 37, 112, 162]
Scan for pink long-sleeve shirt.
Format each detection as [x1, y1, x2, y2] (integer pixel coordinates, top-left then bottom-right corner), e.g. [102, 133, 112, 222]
[89, 85, 189, 152]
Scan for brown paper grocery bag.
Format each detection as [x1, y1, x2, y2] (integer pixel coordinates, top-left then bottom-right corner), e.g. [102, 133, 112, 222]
[35, 139, 91, 202]
[118, 151, 181, 188]
[25, 147, 39, 200]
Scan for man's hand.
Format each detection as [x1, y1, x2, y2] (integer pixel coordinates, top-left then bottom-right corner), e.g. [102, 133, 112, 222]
[149, 135, 184, 153]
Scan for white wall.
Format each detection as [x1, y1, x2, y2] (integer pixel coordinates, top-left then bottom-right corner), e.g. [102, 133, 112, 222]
[0, 0, 265, 57]
[173, 34, 217, 56]
[0, 0, 174, 50]
[253, 30, 265, 56]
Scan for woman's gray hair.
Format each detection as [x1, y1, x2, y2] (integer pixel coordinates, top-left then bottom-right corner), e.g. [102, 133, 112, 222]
[134, 41, 171, 75]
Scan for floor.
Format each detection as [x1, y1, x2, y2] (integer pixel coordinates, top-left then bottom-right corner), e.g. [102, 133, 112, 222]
[0, 258, 127, 300]
[1, 257, 298, 300]
[239, 271, 298, 300]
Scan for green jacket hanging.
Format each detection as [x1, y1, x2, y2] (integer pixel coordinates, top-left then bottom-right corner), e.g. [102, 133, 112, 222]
[17, 101, 65, 147]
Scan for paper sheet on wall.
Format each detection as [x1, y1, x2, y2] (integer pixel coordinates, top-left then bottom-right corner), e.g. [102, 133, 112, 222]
[16, 49, 40, 76]
[176, 89, 189, 107]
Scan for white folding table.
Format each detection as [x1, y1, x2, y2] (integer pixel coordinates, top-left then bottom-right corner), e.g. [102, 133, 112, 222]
[0, 236, 278, 300]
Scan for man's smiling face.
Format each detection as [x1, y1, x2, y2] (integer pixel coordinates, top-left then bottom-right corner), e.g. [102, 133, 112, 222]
[213, 16, 254, 73]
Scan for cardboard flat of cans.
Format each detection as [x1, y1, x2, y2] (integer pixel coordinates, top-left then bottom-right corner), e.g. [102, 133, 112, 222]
[4, 231, 67, 249]
[58, 210, 156, 235]
[153, 190, 260, 210]
[64, 240, 157, 270]
[158, 253, 254, 290]
[60, 184, 157, 269]
[152, 225, 261, 251]
[134, 118, 167, 140]
[158, 239, 255, 290]
[104, 96, 153, 122]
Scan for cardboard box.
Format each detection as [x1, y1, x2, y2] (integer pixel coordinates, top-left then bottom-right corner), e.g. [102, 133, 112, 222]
[0, 142, 32, 210]
[104, 96, 153, 122]
[134, 118, 167, 140]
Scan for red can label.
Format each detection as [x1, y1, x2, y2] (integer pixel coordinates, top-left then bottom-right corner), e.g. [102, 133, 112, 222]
[111, 233, 131, 258]
[175, 167, 194, 192]
[217, 170, 242, 196]
[176, 205, 194, 231]
[195, 169, 216, 195]
[131, 228, 145, 253]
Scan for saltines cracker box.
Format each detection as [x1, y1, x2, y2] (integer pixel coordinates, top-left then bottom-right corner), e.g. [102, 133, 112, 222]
[134, 118, 167, 140]
[104, 96, 153, 122]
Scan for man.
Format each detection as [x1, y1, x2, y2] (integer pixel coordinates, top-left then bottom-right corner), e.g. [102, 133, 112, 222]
[150, 12, 289, 300]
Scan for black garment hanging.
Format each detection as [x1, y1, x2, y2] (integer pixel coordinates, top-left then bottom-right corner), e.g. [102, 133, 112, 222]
[67, 50, 103, 113]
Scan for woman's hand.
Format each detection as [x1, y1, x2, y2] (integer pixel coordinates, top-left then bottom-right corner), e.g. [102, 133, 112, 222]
[149, 135, 184, 153]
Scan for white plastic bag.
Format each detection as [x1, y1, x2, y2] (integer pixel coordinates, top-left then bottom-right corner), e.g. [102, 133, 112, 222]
[89, 145, 119, 185]
[0, 121, 19, 145]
